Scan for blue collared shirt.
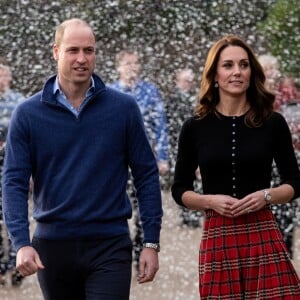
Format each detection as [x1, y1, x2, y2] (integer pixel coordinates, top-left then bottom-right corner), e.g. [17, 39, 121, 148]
[109, 79, 169, 162]
[53, 76, 95, 117]
[0, 89, 25, 140]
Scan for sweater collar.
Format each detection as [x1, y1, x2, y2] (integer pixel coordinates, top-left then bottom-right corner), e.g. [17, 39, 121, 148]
[41, 73, 106, 105]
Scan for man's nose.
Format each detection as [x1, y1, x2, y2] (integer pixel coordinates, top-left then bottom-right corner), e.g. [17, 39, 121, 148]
[77, 52, 87, 63]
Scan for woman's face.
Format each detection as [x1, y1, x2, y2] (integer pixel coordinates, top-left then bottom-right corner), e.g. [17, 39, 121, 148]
[215, 46, 251, 98]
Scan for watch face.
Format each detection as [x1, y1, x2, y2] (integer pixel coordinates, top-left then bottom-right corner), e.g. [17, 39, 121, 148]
[266, 194, 271, 201]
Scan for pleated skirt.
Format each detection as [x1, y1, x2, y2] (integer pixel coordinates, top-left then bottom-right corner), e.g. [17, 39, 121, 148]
[199, 208, 300, 299]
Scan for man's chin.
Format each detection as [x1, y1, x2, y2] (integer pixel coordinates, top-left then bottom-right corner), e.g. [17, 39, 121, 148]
[72, 76, 92, 86]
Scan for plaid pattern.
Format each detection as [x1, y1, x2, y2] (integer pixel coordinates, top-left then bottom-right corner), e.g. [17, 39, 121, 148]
[200, 208, 300, 299]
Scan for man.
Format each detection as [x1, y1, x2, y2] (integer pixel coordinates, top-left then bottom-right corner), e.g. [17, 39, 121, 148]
[0, 59, 24, 286]
[2, 18, 162, 299]
[109, 49, 168, 267]
[110, 49, 169, 174]
[165, 68, 201, 228]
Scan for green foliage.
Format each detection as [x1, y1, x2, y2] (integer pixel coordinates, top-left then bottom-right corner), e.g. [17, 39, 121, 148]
[258, 0, 300, 77]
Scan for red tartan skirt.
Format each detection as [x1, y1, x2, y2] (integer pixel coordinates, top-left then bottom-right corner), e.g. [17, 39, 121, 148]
[199, 208, 300, 299]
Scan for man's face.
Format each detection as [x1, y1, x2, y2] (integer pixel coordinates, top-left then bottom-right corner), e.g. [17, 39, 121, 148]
[0, 66, 11, 94]
[117, 53, 141, 84]
[176, 69, 195, 92]
[53, 24, 96, 88]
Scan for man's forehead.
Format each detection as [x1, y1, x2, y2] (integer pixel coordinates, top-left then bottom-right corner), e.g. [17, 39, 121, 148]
[61, 26, 95, 44]
[122, 54, 138, 61]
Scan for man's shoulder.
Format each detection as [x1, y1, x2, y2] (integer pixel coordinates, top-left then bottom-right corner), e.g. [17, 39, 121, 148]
[106, 80, 120, 89]
[138, 80, 158, 90]
[17, 91, 42, 110]
[106, 85, 131, 98]
[104, 86, 138, 108]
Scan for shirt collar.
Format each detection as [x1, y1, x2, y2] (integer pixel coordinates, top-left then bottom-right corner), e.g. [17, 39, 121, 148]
[118, 79, 140, 90]
[53, 76, 95, 96]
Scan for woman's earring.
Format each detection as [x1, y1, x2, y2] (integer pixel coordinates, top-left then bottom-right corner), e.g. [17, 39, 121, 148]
[214, 81, 219, 88]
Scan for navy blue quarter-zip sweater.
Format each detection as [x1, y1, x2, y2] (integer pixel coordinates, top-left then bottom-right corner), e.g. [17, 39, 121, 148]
[2, 74, 163, 252]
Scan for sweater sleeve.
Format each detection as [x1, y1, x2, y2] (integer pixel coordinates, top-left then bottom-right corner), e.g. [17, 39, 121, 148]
[2, 105, 32, 252]
[126, 99, 163, 243]
[273, 112, 300, 198]
[171, 118, 198, 207]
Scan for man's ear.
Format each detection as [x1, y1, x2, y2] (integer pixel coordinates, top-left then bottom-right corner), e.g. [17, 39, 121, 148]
[53, 44, 59, 61]
[116, 65, 122, 74]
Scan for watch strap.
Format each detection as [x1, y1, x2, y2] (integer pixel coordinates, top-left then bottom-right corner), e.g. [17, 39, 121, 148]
[143, 242, 160, 252]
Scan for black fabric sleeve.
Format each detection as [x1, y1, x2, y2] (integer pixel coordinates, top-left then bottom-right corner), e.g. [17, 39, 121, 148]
[171, 118, 198, 207]
[273, 112, 300, 198]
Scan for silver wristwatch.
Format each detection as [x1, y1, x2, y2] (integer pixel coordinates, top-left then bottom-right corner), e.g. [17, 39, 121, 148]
[263, 189, 272, 206]
[143, 242, 160, 252]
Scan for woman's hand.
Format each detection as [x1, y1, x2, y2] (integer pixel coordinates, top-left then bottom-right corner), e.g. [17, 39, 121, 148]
[231, 191, 266, 217]
[209, 194, 240, 218]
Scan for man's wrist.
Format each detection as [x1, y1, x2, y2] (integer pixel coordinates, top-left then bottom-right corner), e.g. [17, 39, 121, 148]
[143, 242, 160, 252]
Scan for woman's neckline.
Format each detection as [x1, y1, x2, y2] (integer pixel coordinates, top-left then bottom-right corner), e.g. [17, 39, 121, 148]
[215, 102, 250, 117]
[214, 108, 250, 118]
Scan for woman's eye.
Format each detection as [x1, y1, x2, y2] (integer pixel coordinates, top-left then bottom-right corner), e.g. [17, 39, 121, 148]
[240, 62, 249, 68]
[223, 63, 232, 68]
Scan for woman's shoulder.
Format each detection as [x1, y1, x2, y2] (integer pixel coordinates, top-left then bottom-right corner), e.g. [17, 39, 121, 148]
[184, 112, 216, 124]
[182, 115, 200, 128]
[181, 114, 216, 134]
[267, 111, 288, 124]
[262, 111, 291, 134]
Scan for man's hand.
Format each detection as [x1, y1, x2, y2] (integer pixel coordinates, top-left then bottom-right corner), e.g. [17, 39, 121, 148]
[158, 161, 169, 176]
[16, 246, 45, 277]
[137, 248, 159, 284]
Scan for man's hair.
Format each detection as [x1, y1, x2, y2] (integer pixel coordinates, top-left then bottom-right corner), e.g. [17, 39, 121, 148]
[115, 49, 139, 68]
[257, 54, 279, 70]
[54, 18, 95, 46]
[0, 57, 11, 79]
[0, 56, 9, 68]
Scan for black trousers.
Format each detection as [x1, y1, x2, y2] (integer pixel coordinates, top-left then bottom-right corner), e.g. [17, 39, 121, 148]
[32, 234, 132, 300]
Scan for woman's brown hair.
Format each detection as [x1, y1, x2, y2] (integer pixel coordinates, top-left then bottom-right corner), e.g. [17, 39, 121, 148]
[195, 35, 275, 127]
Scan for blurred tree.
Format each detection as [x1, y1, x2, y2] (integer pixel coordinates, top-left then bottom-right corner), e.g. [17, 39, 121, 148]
[257, 0, 300, 77]
[0, 0, 295, 98]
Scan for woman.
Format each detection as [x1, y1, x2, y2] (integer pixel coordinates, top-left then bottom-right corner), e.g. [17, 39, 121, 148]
[172, 35, 300, 299]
